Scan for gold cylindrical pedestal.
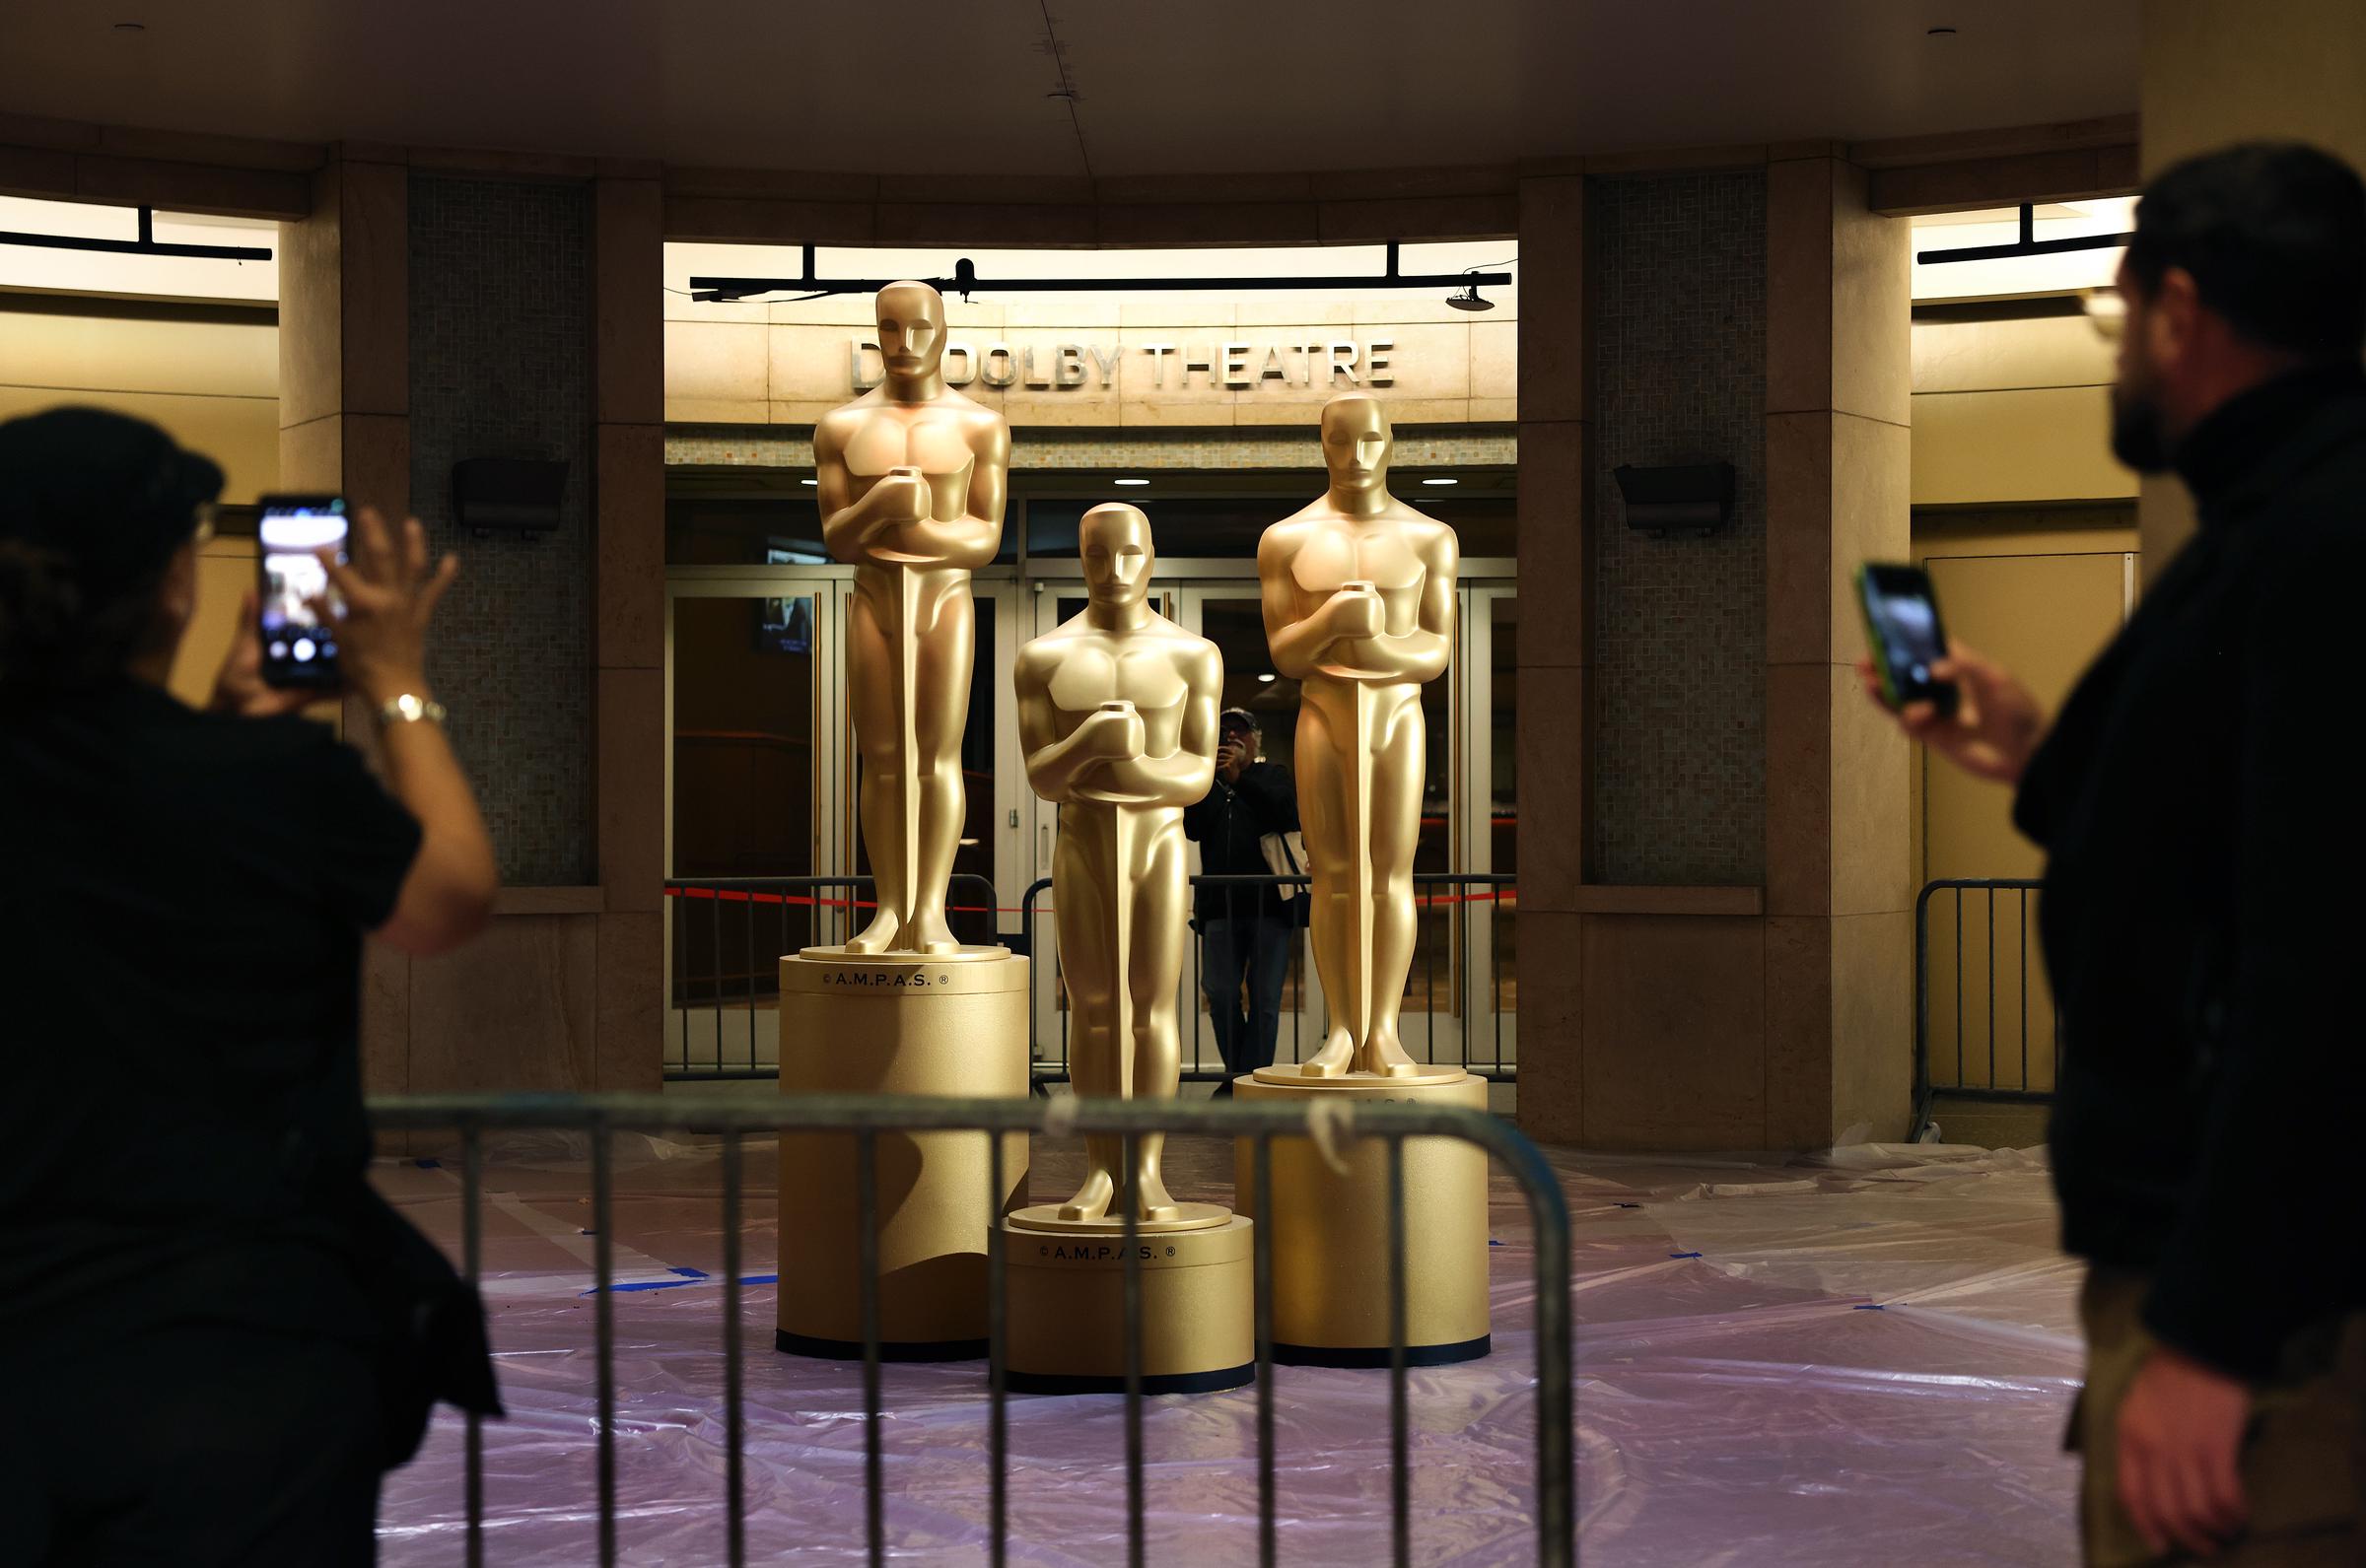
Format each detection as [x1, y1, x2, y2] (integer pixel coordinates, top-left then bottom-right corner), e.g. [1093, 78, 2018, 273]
[1004, 1204, 1254, 1394]
[776, 947, 1029, 1361]
[1235, 1068, 1491, 1366]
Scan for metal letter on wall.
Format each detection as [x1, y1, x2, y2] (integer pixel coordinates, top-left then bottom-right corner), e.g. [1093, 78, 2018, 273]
[982, 343, 1019, 388]
[1366, 338, 1394, 387]
[943, 342, 977, 387]
[1221, 342, 1253, 387]
[1328, 342, 1361, 385]
[1056, 344, 1088, 388]
[852, 340, 884, 392]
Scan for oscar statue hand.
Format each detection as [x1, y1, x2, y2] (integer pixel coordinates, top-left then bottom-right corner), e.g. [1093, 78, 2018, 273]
[1326, 584, 1384, 644]
[2116, 1346, 2252, 1558]
[1082, 703, 1146, 762]
[861, 468, 933, 539]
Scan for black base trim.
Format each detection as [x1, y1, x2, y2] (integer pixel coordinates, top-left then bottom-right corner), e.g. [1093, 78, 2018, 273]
[775, 1329, 988, 1363]
[1007, 1362, 1257, 1397]
[1272, 1334, 1492, 1368]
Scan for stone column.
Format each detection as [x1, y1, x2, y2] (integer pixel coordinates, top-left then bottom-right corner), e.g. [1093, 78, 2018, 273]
[277, 145, 412, 1098]
[1763, 150, 1915, 1144]
[1512, 170, 1586, 1144]
[592, 166, 666, 1092]
[2134, 0, 2366, 579]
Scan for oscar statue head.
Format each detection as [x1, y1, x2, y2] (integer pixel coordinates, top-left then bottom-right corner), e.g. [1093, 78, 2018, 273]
[874, 281, 947, 389]
[1079, 502, 1154, 611]
[1319, 391, 1393, 497]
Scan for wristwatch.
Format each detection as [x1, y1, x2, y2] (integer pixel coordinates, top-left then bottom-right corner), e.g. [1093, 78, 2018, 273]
[375, 693, 449, 727]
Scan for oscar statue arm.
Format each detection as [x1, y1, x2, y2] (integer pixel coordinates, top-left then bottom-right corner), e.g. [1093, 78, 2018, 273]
[814, 414, 926, 563]
[1094, 645, 1222, 806]
[1016, 650, 1115, 802]
[1364, 524, 1459, 682]
[1260, 527, 1360, 678]
[880, 413, 1009, 570]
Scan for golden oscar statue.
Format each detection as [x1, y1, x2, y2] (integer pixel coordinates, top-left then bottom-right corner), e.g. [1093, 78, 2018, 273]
[1003, 503, 1253, 1394]
[776, 282, 1028, 1362]
[1236, 391, 1492, 1366]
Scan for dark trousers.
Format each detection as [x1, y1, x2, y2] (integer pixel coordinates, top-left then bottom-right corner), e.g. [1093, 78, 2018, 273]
[9, 1322, 383, 1566]
[1202, 914, 1292, 1078]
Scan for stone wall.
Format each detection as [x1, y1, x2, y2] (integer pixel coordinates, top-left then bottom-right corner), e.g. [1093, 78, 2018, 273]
[409, 173, 594, 885]
[1583, 170, 1768, 887]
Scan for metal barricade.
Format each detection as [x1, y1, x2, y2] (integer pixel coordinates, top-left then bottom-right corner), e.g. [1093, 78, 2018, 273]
[1914, 878, 2053, 1137]
[368, 1091, 1575, 1568]
[1022, 871, 1518, 1087]
[662, 873, 1002, 1079]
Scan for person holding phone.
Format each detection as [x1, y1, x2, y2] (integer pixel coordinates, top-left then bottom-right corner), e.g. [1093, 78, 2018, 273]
[1182, 707, 1303, 1094]
[1863, 145, 2366, 1565]
[0, 406, 501, 1564]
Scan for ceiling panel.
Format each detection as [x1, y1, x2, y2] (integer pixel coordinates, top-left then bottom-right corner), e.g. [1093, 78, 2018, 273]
[0, 0, 2139, 177]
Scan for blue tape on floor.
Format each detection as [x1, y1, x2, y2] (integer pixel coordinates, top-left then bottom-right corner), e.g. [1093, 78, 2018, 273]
[1670, 1252, 1703, 1260]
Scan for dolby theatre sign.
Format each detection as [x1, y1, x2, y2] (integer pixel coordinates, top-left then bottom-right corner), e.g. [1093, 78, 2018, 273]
[849, 337, 1397, 392]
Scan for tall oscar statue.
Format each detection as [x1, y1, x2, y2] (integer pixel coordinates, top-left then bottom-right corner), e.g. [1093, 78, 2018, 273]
[1003, 504, 1253, 1394]
[776, 282, 1028, 1362]
[1235, 392, 1492, 1366]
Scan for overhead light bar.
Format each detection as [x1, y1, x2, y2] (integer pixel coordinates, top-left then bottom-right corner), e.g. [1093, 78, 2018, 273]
[691, 241, 1513, 305]
[0, 206, 271, 262]
[1916, 202, 2132, 266]
[1113, 477, 1149, 486]
[1421, 477, 1458, 486]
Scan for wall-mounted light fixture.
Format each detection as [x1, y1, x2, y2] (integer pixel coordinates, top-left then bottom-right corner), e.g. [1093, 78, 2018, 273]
[1614, 462, 1735, 537]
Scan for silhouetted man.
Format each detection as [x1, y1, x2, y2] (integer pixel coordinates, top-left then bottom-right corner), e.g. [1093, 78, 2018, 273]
[1182, 708, 1300, 1093]
[1866, 143, 2366, 1565]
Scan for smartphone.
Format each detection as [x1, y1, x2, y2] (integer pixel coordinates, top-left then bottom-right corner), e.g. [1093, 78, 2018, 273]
[256, 494, 349, 689]
[1853, 563, 1959, 717]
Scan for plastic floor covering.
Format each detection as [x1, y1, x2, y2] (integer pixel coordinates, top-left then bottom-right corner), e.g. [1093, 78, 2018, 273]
[371, 1130, 2081, 1565]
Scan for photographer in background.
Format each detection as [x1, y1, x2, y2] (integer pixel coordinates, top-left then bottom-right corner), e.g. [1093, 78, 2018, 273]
[0, 407, 501, 1565]
[1864, 144, 2366, 1565]
[1183, 707, 1303, 1095]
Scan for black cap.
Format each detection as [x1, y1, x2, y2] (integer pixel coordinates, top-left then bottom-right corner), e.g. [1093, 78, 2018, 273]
[0, 407, 225, 598]
[1219, 707, 1260, 733]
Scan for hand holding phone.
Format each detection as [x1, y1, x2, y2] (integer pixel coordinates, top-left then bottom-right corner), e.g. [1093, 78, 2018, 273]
[256, 494, 350, 690]
[1852, 562, 2048, 785]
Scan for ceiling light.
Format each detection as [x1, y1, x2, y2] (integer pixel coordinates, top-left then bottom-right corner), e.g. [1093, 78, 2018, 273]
[800, 478, 817, 486]
[113, 21, 145, 31]
[1114, 477, 1149, 486]
[1422, 477, 1458, 487]
[1256, 673, 1277, 683]
[1927, 25, 1957, 34]
[1446, 283, 1494, 312]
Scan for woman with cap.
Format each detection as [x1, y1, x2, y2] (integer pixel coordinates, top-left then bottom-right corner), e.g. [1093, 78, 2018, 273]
[0, 407, 501, 1563]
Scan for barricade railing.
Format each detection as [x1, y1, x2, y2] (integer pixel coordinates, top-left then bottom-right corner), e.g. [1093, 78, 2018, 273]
[1914, 878, 2053, 1138]
[367, 1091, 1576, 1568]
[1021, 871, 1518, 1087]
[661, 873, 1001, 1080]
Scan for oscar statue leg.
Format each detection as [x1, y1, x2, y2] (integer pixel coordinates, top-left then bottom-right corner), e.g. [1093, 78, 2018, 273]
[1128, 814, 1188, 1221]
[844, 579, 905, 953]
[1054, 814, 1118, 1223]
[1361, 689, 1424, 1077]
[1293, 693, 1358, 1077]
[905, 577, 972, 955]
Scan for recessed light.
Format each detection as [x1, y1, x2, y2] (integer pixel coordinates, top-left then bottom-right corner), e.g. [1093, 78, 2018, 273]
[1256, 672, 1277, 683]
[1113, 477, 1149, 486]
[1926, 25, 1957, 35]
[113, 21, 146, 31]
[1421, 477, 1458, 486]
[800, 478, 817, 486]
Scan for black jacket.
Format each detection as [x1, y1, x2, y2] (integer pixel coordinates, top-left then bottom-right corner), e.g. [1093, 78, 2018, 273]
[2014, 362, 2366, 1379]
[1181, 759, 1299, 923]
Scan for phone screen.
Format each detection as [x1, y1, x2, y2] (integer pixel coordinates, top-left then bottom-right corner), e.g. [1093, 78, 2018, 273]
[1856, 563, 1958, 716]
[257, 494, 349, 689]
